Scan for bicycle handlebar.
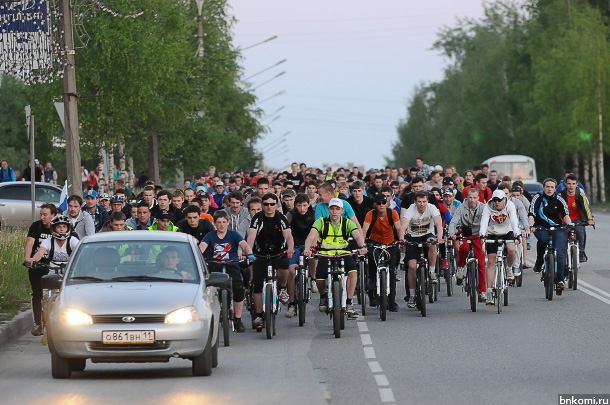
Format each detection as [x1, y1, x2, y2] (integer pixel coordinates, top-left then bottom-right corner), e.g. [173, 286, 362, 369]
[252, 252, 287, 261]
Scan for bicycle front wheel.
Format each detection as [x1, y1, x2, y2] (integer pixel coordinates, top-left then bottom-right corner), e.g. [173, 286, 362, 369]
[545, 253, 555, 301]
[446, 256, 454, 297]
[418, 266, 427, 317]
[379, 270, 387, 321]
[265, 284, 273, 339]
[297, 272, 306, 327]
[467, 261, 477, 312]
[332, 280, 342, 338]
[358, 259, 366, 316]
[220, 289, 230, 347]
[571, 244, 579, 290]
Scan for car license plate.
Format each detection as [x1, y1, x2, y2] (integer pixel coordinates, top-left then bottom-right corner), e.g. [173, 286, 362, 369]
[102, 330, 155, 344]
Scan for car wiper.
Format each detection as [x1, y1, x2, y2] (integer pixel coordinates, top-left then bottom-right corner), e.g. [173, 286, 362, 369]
[70, 276, 104, 282]
[111, 275, 184, 283]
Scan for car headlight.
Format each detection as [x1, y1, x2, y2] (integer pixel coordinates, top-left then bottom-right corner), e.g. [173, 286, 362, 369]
[60, 308, 93, 325]
[165, 306, 199, 324]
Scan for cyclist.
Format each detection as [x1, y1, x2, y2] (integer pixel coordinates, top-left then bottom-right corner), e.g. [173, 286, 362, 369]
[176, 205, 215, 243]
[200, 210, 255, 333]
[558, 173, 594, 263]
[224, 190, 248, 231]
[125, 200, 155, 230]
[24, 203, 58, 335]
[461, 173, 493, 203]
[246, 193, 295, 329]
[83, 189, 110, 232]
[497, 183, 530, 278]
[479, 189, 522, 304]
[400, 191, 443, 308]
[25, 215, 79, 335]
[148, 210, 179, 231]
[237, 197, 262, 238]
[346, 180, 374, 227]
[448, 188, 487, 301]
[99, 211, 128, 232]
[361, 194, 403, 311]
[303, 198, 367, 316]
[529, 178, 572, 294]
[64, 195, 95, 239]
[286, 193, 318, 297]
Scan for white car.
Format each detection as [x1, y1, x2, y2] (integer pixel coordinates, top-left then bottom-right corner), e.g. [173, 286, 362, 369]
[0, 182, 62, 228]
[42, 231, 229, 378]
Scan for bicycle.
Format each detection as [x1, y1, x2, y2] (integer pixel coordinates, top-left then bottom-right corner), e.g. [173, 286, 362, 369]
[405, 238, 437, 317]
[355, 255, 367, 316]
[483, 237, 511, 314]
[253, 252, 286, 339]
[532, 225, 570, 301]
[565, 222, 594, 291]
[312, 250, 358, 338]
[514, 228, 525, 287]
[205, 258, 248, 346]
[437, 231, 455, 297]
[22, 261, 66, 345]
[456, 236, 480, 312]
[366, 240, 402, 321]
[294, 252, 310, 327]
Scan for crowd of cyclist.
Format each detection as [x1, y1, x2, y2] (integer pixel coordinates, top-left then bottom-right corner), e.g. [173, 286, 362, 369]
[23, 159, 595, 336]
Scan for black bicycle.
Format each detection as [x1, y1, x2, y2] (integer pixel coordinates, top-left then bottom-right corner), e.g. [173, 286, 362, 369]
[355, 255, 367, 316]
[294, 251, 311, 327]
[367, 240, 402, 321]
[252, 252, 286, 339]
[532, 225, 570, 301]
[405, 238, 437, 317]
[456, 236, 480, 312]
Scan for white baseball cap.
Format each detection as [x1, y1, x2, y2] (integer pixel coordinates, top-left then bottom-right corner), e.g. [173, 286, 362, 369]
[329, 198, 343, 208]
[492, 189, 506, 200]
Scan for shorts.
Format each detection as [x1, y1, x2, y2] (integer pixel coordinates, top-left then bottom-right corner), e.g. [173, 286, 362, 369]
[404, 234, 434, 263]
[209, 264, 245, 302]
[252, 256, 289, 293]
[315, 255, 357, 280]
[484, 232, 515, 254]
[288, 247, 302, 266]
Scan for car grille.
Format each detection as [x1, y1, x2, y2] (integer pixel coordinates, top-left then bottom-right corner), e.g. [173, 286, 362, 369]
[88, 342, 170, 351]
[91, 315, 166, 324]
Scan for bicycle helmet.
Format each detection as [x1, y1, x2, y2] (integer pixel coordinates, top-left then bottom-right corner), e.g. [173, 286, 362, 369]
[110, 195, 124, 204]
[50, 215, 72, 240]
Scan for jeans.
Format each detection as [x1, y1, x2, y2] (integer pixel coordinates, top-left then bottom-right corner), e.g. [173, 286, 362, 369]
[534, 229, 567, 284]
[28, 267, 49, 324]
[572, 221, 587, 251]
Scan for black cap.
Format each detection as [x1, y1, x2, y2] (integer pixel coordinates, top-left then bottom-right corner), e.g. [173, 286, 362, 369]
[410, 166, 418, 172]
[157, 210, 172, 220]
[442, 176, 454, 185]
[374, 194, 388, 204]
[136, 199, 149, 208]
[145, 180, 155, 185]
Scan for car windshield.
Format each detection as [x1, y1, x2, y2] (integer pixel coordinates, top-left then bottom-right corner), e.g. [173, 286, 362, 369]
[67, 241, 200, 283]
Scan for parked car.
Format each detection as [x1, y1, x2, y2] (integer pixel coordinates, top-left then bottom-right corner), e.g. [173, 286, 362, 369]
[0, 182, 62, 228]
[523, 182, 543, 195]
[42, 231, 230, 378]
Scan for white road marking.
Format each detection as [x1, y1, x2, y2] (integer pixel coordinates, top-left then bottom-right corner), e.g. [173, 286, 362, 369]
[361, 334, 372, 345]
[579, 280, 610, 299]
[368, 361, 383, 373]
[579, 285, 610, 306]
[358, 305, 396, 403]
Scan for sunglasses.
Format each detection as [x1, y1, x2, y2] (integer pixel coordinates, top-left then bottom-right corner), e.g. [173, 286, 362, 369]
[376, 200, 387, 205]
[492, 197, 504, 202]
[263, 202, 276, 207]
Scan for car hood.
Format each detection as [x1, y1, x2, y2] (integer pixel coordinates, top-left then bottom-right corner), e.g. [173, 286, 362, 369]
[61, 282, 203, 315]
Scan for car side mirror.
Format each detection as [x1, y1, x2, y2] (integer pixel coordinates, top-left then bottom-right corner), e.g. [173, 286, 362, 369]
[41, 274, 62, 290]
[206, 272, 231, 289]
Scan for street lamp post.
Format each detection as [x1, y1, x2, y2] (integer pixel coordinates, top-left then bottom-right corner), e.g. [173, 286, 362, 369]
[195, 0, 204, 58]
[239, 35, 278, 51]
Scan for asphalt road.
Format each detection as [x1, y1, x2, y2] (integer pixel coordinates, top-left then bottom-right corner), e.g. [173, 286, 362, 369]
[1, 213, 609, 405]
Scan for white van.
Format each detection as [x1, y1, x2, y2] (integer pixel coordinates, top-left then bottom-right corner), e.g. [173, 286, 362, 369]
[482, 155, 537, 184]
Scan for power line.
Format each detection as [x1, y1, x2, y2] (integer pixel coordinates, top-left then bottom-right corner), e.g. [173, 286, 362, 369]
[286, 92, 404, 105]
[236, 12, 483, 25]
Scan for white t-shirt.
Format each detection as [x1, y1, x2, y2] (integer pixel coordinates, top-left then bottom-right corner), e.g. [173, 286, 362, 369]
[40, 237, 79, 269]
[401, 203, 440, 237]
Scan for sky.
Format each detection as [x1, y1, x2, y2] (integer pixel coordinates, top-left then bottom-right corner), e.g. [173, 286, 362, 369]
[229, 0, 487, 171]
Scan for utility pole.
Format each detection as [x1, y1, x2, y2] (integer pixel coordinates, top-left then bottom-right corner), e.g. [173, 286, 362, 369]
[60, 0, 82, 197]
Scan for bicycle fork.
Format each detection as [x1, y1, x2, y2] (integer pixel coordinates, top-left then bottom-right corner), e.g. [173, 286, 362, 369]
[261, 265, 277, 314]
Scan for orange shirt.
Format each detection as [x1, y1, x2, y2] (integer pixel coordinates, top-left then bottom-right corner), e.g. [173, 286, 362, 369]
[364, 209, 400, 244]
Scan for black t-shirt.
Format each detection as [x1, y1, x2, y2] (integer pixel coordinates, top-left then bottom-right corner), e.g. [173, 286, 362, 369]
[285, 173, 304, 189]
[288, 207, 315, 247]
[347, 195, 375, 226]
[176, 219, 215, 243]
[27, 220, 52, 259]
[249, 211, 289, 254]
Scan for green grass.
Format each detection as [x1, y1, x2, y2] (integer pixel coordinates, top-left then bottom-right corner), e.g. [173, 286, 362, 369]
[0, 228, 30, 322]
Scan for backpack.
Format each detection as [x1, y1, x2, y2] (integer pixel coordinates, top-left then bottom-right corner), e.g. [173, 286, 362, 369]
[365, 208, 398, 240]
[0, 167, 14, 182]
[320, 216, 349, 240]
[41, 237, 74, 265]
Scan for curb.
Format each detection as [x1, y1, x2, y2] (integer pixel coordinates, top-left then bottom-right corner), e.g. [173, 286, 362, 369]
[0, 310, 32, 349]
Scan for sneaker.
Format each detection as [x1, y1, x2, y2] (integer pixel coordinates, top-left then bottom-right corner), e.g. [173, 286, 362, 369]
[388, 302, 399, 312]
[285, 304, 296, 318]
[506, 267, 514, 282]
[395, 274, 401, 282]
[533, 265, 543, 274]
[253, 316, 264, 330]
[456, 267, 465, 285]
[345, 304, 355, 314]
[580, 251, 588, 263]
[429, 271, 438, 283]
[407, 296, 416, 308]
[31, 323, 43, 336]
[278, 288, 289, 305]
[319, 296, 328, 312]
[513, 266, 522, 276]
[310, 279, 319, 293]
[370, 298, 378, 307]
[486, 292, 494, 305]
[556, 280, 564, 296]
[233, 319, 246, 333]
[479, 292, 487, 303]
